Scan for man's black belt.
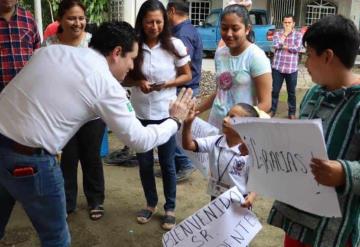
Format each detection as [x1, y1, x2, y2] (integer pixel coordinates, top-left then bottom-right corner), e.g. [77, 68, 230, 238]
[0, 134, 50, 156]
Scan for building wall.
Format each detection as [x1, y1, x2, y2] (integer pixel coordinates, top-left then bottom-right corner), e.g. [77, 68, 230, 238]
[298, 0, 360, 28]
[120, 0, 360, 28]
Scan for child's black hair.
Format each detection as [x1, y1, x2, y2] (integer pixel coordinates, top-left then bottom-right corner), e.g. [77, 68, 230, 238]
[302, 15, 360, 69]
[220, 4, 254, 43]
[235, 103, 259, 117]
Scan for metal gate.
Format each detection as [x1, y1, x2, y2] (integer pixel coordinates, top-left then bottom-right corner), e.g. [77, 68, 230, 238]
[109, 0, 124, 21]
[188, 0, 211, 26]
[305, 0, 337, 26]
[270, 0, 296, 28]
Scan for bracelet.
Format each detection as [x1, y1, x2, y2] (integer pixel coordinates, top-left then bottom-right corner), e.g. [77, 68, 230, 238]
[169, 116, 182, 130]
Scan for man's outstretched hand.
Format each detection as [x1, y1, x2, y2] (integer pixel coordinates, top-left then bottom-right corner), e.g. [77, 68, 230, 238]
[169, 88, 195, 123]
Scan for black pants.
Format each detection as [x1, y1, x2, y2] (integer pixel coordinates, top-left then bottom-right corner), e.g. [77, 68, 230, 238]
[60, 118, 106, 212]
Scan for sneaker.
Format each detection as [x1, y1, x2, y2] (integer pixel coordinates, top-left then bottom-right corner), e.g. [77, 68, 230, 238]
[103, 146, 138, 167]
[176, 167, 196, 182]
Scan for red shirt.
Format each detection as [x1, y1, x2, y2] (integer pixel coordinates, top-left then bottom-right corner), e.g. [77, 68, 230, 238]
[43, 21, 59, 40]
[0, 5, 41, 90]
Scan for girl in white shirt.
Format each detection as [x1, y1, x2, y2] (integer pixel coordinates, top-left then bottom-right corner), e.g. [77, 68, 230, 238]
[123, 0, 191, 231]
[182, 103, 258, 205]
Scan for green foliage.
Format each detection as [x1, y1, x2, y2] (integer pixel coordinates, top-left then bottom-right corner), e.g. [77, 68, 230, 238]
[19, 0, 108, 28]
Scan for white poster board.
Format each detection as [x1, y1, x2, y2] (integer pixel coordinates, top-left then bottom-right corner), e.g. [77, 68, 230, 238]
[176, 117, 219, 177]
[233, 118, 341, 217]
[162, 187, 262, 247]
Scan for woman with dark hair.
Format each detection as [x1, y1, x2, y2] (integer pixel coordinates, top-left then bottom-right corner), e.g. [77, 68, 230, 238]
[43, 0, 106, 221]
[124, 0, 191, 231]
[198, 4, 271, 129]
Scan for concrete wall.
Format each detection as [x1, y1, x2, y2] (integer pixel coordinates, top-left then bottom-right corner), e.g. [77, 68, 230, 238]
[298, 0, 360, 28]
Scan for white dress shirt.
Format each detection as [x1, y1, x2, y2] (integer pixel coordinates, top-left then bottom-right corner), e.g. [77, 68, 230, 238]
[130, 38, 190, 120]
[0, 45, 178, 154]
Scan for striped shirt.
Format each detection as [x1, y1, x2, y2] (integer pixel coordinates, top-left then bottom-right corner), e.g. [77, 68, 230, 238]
[268, 84, 360, 247]
[272, 29, 302, 74]
[0, 5, 40, 90]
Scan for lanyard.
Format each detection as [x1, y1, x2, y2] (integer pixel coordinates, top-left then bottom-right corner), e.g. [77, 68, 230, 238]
[216, 147, 236, 183]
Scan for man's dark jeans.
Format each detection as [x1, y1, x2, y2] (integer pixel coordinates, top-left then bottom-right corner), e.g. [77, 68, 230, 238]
[271, 69, 298, 116]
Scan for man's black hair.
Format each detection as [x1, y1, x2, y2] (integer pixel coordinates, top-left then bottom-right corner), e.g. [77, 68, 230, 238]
[89, 21, 138, 57]
[302, 15, 360, 69]
[283, 14, 295, 22]
[167, 0, 189, 15]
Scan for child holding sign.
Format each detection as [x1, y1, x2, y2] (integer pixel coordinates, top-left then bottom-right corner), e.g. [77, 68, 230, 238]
[267, 15, 360, 247]
[182, 103, 257, 206]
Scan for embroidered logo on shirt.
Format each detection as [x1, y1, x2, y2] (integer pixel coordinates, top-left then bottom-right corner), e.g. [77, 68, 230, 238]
[126, 102, 134, 112]
[230, 158, 246, 176]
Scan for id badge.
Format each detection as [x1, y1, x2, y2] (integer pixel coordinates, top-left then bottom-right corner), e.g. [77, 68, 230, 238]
[207, 178, 230, 197]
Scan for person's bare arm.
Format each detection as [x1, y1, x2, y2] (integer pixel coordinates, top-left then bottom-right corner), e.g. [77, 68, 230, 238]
[182, 104, 198, 151]
[253, 73, 272, 112]
[196, 91, 217, 114]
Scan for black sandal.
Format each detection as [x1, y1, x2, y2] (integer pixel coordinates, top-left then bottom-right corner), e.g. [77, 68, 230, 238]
[136, 208, 156, 224]
[161, 215, 176, 230]
[89, 205, 104, 221]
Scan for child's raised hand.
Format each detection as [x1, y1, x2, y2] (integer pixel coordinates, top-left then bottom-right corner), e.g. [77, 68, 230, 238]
[310, 158, 345, 187]
[241, 192, 256, 208]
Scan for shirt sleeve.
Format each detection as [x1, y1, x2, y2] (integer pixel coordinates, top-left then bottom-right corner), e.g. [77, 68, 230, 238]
[287, 31, 303, 54]
[272, 31, 284, 50]
[172, 38, 191, 67]
[93, 81, 178, 153]
[249, 47, 272, 77]
[195, 135, 222, 153]
[179, 34, 195, 59]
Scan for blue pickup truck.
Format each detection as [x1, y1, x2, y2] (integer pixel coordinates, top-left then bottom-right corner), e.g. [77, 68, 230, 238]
[196, 8, 275, 56]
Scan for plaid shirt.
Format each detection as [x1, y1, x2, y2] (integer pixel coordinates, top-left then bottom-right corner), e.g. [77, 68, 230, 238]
[0, 5, 40, 91]
[272, 29, 302, 74]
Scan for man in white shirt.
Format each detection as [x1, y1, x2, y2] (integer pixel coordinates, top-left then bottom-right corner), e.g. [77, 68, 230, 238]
[0, 22, 193, 247]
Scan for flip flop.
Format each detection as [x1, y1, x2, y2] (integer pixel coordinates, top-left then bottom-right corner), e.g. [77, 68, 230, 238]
[136, 208, 156, 224]
[89, 205, 104, 221]
[161, 215, 176, 230]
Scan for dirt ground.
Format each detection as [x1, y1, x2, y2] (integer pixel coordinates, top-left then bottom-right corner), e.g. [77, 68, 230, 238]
[0, 89, 307, 247]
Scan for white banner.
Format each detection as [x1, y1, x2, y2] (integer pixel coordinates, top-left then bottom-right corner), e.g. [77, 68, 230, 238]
[176, 117, 219, 177]
[162, 187, 262, 247]
[233, 118, 341, 217]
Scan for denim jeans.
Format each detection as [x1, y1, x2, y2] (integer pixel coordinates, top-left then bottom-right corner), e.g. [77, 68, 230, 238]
[136, 119, 177, 211]
[0, 135, 70, 247]
[175, 146, 193, 171]
[61, 119, 106, 212]
[271, 69, 298, 116]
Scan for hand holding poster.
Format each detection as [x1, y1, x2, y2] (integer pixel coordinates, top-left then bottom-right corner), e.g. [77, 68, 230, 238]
[176, 117, 219, 177]
[162, 186, 262, 247]
[233, 118, 341, 217]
